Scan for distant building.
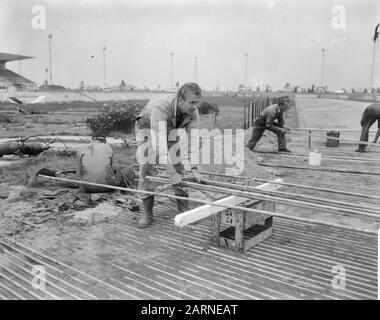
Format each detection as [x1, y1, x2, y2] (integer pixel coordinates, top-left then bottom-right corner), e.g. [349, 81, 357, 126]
[38, 84, 66, 91]
[316, 86, 328, 93]
[166, 86, 179, 93]
[0, 52, 36, 91]
[238, 85, 252, 95]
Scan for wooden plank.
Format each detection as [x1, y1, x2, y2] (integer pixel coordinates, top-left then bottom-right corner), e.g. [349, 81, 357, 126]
[210, 212, 221, 246]
[244, 226, 273, 251]
[234, 209, 245, 253]
[174, 179, 283, 227]
[245, 201, 274, 229]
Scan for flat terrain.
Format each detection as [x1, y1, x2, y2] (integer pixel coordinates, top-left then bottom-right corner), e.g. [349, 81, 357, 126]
[0, 97, 378, 300]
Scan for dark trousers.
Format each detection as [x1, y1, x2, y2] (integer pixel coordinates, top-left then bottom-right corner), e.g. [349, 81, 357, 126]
[246, 124, 286, 150]
[358, 109, 377, 151]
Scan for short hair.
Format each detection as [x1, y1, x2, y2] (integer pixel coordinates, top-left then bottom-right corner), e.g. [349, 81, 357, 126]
[278, 96, 290, 106]
[177, 82, 202, 101]
[92, 135, 107, 143]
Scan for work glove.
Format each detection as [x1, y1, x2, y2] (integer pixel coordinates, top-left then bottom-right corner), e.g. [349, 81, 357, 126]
[191, 167, 206, 184]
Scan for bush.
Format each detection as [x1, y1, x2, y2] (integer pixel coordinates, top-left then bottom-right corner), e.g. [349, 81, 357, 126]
[85, 103, 141, 136]
[0, 115, 12, 123]
[198, 100, 220, 115]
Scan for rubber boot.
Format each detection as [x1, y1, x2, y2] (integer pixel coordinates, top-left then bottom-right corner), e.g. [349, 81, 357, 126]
[176, 194, 189, 213]
[138, 196, 154, 228]
[355, 145, 366, 152]
[277, 131, 291, 152]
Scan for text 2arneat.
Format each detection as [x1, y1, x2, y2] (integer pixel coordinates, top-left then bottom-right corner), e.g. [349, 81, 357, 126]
[140, 304, 238, 317]
[185, 304, 238, 315]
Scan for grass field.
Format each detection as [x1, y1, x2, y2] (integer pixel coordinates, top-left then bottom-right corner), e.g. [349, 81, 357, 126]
[0, 96, 248, 138]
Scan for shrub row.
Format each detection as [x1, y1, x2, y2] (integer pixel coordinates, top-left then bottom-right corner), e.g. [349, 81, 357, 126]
[85, 102, 143, 136]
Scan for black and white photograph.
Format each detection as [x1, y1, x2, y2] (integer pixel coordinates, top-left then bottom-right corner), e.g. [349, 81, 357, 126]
[0, 0, 379, 305]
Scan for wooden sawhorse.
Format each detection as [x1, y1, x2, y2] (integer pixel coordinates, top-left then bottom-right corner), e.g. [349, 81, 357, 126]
[210, 199, 274, 253]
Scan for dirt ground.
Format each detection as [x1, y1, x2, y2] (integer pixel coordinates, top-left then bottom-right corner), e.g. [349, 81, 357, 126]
[0, 97, 378, 299]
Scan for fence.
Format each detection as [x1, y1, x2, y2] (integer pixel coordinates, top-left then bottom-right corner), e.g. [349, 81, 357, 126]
[242, 97, 280, 129]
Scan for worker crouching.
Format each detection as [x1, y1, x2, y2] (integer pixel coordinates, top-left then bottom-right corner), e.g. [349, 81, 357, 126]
[356, 103, 380, 152]
[135, 83, 204, 228]
[245, 97, 292, 152]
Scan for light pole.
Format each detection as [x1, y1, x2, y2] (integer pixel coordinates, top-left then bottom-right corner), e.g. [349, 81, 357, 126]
[103, 46, 106, 90]
[170, 52, 174, 87]
[194, 56, 198, 83]
[45, 68, 48, 85]
[370, 23, 379, 87]
[244, 53, 248, 87]
[320, 48, 326, 87]
[48, 34, 53, 84]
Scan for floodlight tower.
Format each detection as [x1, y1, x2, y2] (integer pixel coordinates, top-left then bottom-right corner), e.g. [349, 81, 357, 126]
[244, 53, 248, 87]
[370, 23, 380, 87]
[48, 34, 53, 84]
[320, 48, 326, 87]
[194, 56, 198, 83]
[170, 52, 174, 87]
[103, 46, 106, 89]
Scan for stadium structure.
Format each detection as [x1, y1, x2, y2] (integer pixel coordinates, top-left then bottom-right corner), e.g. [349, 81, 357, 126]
[0, 52, 36, 91]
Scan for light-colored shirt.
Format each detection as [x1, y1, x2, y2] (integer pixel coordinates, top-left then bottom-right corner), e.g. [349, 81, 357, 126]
[137, 94, 200, 132]
[78, 142, 114, 192]
[136, 94, 200, 167]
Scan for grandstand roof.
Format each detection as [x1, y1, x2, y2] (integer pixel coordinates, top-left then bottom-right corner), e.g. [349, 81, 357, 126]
[0, 52, 34, 62]
[0, 68, 35, 84]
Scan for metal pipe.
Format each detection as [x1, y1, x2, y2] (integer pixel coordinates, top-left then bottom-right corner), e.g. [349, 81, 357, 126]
[293, 128, 376, 133]
[257, 162, 380, 176]
[133, 164, 251, 180]
[185, 178, 380, 214]
[152, 173, 380, 212]
[33, 175, 379, 234]
[289, 130, 380, 147]
[252, 178, 380, 201]
[257, 150, 380, 163]
[147, 176, 380, 219]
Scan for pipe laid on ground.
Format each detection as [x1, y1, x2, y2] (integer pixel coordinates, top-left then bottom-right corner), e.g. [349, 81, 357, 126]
[255, 150, 380, 163]
[257, 162, 380, 176]
[252, 178, 380, 201]
[197, 179, 380, 214]
[36, 174, 378, 234]
[151, 173, 380, 214]
[133, 164, 251, 180]
[147, 176, 380, 219]
[293, 128, 376, 133]
[204, 178, 379, 214]
[289, 130, 380, 147]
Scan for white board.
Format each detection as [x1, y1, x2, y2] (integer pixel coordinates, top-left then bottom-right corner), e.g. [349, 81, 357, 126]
[174, 178, 283, 227]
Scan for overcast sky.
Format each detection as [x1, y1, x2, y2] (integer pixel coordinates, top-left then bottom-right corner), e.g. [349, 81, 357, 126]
[1, 0, 380, 91]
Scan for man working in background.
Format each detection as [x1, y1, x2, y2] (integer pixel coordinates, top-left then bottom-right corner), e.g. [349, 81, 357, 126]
[245, 97, 292, 153]
[135, 83, 204, 228]
[356, 103, 380, 152]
